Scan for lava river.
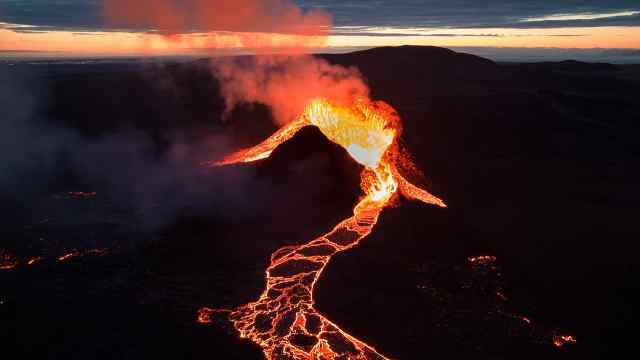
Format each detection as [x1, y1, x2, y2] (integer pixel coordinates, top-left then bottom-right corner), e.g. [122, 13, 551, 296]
[198, 98, 446, 360]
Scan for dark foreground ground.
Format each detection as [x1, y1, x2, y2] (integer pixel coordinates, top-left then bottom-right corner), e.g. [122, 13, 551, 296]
[1, 46, 639, 359]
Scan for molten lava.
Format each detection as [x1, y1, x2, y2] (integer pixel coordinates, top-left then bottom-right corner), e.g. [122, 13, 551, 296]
[468, 255, 498, 266]
[553, 334, 577, 348]
[27, 257, 44, 266]
[200, 98, 446, 359]
[58, 251, 82, 262]
[57, 249, 108, 262]
[0, 253, 18, 271]
[0, 249, 109, 271]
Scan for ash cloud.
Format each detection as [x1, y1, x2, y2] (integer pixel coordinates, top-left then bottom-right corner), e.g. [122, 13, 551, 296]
[102, 0, 370, 126]
[212, 55, 368, 125]
[69, 130, 255, 230]
[0, 0, 368, 251]
[0, 65, 257, 248]
[0, 67, 74, 192]
[103, 0, 331, 36]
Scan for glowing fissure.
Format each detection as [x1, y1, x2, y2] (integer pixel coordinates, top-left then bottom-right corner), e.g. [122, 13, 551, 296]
[200, 98, 446, 359]
[0, 249, 109, 271]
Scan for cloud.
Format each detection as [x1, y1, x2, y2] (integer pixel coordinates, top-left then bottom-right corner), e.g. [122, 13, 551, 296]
[103, 0, 331, 37]
[331, 26, 504, 37]
[302, 1, 640, 28]
[0, 0, 103, 30]
[0, 1, 639, 31]
[0, 63, 257, 235]
[212, 55, 368, 125]
[519, 10, 640, 23]
[330, 26, 587, 38]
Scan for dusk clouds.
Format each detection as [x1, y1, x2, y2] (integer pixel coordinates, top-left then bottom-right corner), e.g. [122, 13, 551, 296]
[1, 1, 639, 56]
[0, 0, 639, 31]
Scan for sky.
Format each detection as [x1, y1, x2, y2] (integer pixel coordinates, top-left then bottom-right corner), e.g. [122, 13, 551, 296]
[0, 1, 639, 60]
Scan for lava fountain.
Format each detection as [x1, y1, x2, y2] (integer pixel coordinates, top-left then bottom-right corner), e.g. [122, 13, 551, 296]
[199, 98, 446, 359]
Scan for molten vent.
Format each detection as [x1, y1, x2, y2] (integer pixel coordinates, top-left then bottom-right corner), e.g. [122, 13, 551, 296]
[201, 98, 446, 359]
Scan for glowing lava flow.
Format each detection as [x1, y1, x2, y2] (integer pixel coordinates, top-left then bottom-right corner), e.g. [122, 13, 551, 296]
[200, 98, 446, 359]
[0, 249, 109, 271]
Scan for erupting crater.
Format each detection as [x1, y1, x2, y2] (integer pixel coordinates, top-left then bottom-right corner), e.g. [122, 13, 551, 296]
[199, 98, 446, 359]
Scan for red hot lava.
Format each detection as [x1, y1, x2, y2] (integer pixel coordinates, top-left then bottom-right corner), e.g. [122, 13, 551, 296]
[199, 98, 446, 359]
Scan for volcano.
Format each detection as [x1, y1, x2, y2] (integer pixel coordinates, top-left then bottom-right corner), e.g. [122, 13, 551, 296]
[199, 97, 446, 359]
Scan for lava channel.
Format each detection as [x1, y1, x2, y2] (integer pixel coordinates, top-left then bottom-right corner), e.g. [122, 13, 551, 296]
[199, 98, 446, 360]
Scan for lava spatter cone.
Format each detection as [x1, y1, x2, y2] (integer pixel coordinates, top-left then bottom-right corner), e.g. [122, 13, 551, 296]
[200, 97, 446, 359]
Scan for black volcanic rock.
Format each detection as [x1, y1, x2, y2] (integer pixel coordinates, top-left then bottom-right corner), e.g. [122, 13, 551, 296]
[316, 46, 640, 360]
[320, 45, 501, 101]
[321, 45, 498, 80]
[1, 46, 639, 360]
[517, 60, 620, 72]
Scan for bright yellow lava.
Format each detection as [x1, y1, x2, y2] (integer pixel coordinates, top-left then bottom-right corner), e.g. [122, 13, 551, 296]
[201, 97, 445, 359]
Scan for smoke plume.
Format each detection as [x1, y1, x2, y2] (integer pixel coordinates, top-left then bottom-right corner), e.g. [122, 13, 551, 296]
[213, 55, 368, 125]
[0, 65, 255, 247]
[103, 0, 370, 126]
[104, 0, 331, 50]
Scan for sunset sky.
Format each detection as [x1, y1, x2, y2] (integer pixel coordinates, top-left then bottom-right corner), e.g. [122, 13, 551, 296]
[1, 1, 639, 60]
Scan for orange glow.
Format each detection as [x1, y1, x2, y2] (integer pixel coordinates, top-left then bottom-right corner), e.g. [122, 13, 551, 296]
[27, 257, 44, 266]
[468, 255, 497, 265]
[103, 0, 330, 35]
[0, 261, 17, 270]
[58, 251, 81, 261]
[201, 98, 445, 359]
[57, 248, 108, 261]
[208, 117, 308, 166]
[327, 26, 640, 49]
[0, 249, 109, 269]
[1, 26, 639, 56]
[0, 28, 327, 55]
[7, 0, 324, 56]
[197, 307, 217, 324]
[553, 334, 577, 348]
[0, 252, 18, 270]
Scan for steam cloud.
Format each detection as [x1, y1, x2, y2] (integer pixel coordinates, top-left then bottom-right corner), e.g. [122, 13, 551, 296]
[104, 0, 331, 37]
[1, 1, 373, 252]
[213, 55, 368, 125]
[103, 0, 371, 125]
[0, 65, 255, 249]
